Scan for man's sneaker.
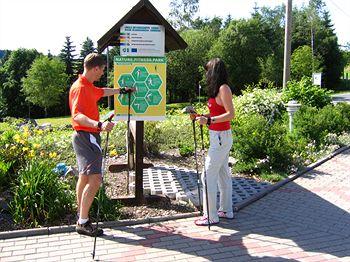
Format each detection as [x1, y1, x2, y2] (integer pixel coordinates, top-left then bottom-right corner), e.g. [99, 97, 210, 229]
[76, 220, 103, 237]
[218, 211, 235, 219]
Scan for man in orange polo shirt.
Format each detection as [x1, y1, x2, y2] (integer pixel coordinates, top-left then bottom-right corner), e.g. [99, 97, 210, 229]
[69, 53, 133, 237]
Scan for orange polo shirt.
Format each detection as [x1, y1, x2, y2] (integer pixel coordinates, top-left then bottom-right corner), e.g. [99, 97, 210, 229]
[69, 75, 104, 133]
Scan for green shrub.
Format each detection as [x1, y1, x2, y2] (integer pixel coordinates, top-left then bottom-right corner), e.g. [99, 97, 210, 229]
[144, 116, 208, 155]
[179, 144, 194, 157]
[0, 129, 30, 175]
[0, 159, 12, 189]
[232, 113, 294, 174]
[294, 104, 350, 146]
[234, 86, 284, 123]
[90, 187, 122, 222]
[282, 77, 332, 108]
[9, 160, 75, 227]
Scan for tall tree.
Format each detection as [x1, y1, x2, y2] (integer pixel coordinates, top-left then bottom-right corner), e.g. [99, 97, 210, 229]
[291, 45, 322, 81]
[77, 37, 96, 74]
[192, 16, 222, 33]
[292, 0, 344, 88]
[209, 18, 270, 92]
[168, 0, 199, 31]
[167, 27, 217, 102]
[59, 36, 77, 115]
[22, 56, 68, 117]
[59, 36, 77, 84]
[253, 5, 285, 86]
[0, 48, 41, 117]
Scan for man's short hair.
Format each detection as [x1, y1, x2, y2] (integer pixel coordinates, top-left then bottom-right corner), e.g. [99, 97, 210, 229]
[84, 53, 106, 70]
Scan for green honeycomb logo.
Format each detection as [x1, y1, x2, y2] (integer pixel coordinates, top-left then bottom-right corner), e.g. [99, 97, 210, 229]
[146, 74, 162, 90]
[117, 66, 163, 114]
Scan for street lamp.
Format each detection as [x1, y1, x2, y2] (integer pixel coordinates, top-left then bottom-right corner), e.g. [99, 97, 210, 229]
[286, 100, 301, 132]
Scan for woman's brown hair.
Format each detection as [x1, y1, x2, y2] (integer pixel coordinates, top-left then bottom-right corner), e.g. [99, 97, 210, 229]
[205, 58, 228, 98]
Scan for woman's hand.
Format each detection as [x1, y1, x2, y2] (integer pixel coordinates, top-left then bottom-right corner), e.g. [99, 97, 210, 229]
[196, 115, 209, 125]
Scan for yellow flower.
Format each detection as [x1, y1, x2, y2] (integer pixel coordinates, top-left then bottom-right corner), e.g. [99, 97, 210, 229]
[28, 150, 35, 158]
[13, 134, 21, 143]
[22, 147, 29, 152]
[49, 152, 57, 158]
[36, 130, 43, 135]
[109, 149, 118, 157]
[33, 143, 40, 149]
[23, 128, 30, 138]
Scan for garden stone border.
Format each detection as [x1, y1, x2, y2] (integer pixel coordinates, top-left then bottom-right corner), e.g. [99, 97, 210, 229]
[1, 145, 348, 240]
[0, 212, 200, 240]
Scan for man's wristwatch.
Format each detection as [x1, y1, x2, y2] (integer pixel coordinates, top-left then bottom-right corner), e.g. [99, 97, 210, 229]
[97, 121, 103, 130]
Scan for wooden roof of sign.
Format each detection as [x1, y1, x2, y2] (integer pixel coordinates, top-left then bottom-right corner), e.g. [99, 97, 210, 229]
[97, 0, 187, 53]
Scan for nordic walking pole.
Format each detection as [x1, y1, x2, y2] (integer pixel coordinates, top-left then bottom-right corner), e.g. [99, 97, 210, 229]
[92, 113, 114, 260]
[200, 123, 211, 230]
[182, 106, 203, 215]
[183, 106, 203, 215]
[191, 116, 203, 215]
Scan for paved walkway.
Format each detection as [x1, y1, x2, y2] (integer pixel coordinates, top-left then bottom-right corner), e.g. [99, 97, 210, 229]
[1, 149, 350, 261]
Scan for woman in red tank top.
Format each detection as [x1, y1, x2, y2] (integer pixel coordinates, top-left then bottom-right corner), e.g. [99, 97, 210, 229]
[194, 58, 235, 226]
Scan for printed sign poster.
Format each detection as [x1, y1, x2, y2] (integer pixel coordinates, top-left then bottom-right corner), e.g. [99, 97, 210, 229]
[312, 72, 322, 86]
[120, 24, 165, 57]
[114, 56, 166, 121]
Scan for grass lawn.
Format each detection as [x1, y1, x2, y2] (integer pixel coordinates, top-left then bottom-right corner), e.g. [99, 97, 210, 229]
[36, 115, 71, 127]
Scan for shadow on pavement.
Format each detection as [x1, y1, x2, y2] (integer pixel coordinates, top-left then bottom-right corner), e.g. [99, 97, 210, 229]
[91, 150, 350, 261]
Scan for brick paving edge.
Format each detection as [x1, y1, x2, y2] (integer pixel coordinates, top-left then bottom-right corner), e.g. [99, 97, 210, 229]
[234, 145, 350, 212]
[0, 212, 200, 240]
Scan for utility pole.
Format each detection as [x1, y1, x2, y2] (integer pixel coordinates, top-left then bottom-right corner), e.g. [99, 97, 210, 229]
[106, 46, 111, 109]
[283, 0, 292, 88]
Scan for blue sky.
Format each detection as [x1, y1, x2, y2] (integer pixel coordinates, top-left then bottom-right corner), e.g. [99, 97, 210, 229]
[0, 0, 349, 55]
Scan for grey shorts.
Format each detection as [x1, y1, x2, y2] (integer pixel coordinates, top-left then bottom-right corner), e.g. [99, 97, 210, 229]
[72, 131, 102, 175]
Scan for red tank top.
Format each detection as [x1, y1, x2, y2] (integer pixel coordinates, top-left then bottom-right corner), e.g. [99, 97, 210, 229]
[208, 98, 231, 131]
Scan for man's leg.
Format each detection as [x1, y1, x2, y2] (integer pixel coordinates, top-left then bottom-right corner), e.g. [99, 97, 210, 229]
[79, 173, 102, 220]
[76, 174, 88, 217]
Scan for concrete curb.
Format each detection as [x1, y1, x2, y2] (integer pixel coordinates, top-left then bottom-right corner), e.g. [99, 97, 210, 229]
[234, 145, 350, 212]
[0, 212, 200, 240]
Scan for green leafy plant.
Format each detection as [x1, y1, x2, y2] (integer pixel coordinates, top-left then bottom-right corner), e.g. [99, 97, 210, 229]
[0, 159, 12, 189]
[282, 77, 332, 108]
[9, 160, 75, 227]
[179, 144, 194, 157]
[234, 86, 284, 123]
[232, 113, 295, 174]
[294, 104, 350, 147]
[90, 187, 122, 222]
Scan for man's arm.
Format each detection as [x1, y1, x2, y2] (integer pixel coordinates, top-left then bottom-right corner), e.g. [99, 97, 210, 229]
[102, 88, 120, 97]
[73, 114, 99, 129]
[102, 87, 136, 97]
[73, 114, 114, 132]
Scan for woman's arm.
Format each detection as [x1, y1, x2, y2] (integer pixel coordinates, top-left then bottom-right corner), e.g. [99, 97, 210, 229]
[197, 84, 234, 125]
[213, 84, 235, 123]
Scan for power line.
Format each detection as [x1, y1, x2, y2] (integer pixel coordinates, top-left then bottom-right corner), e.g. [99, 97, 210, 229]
[327, 0, 350, 19]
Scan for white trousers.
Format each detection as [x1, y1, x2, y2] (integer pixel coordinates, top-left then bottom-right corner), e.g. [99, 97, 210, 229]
[202, 129, 233, 221]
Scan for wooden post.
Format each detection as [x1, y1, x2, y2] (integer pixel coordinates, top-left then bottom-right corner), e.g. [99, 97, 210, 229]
[135, 121, 144, 204]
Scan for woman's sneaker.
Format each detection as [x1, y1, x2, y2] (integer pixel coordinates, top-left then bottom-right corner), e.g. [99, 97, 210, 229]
[194, 216, 219, 226]
[76, 220, 103, 237]
[218, 211, 235, 219]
